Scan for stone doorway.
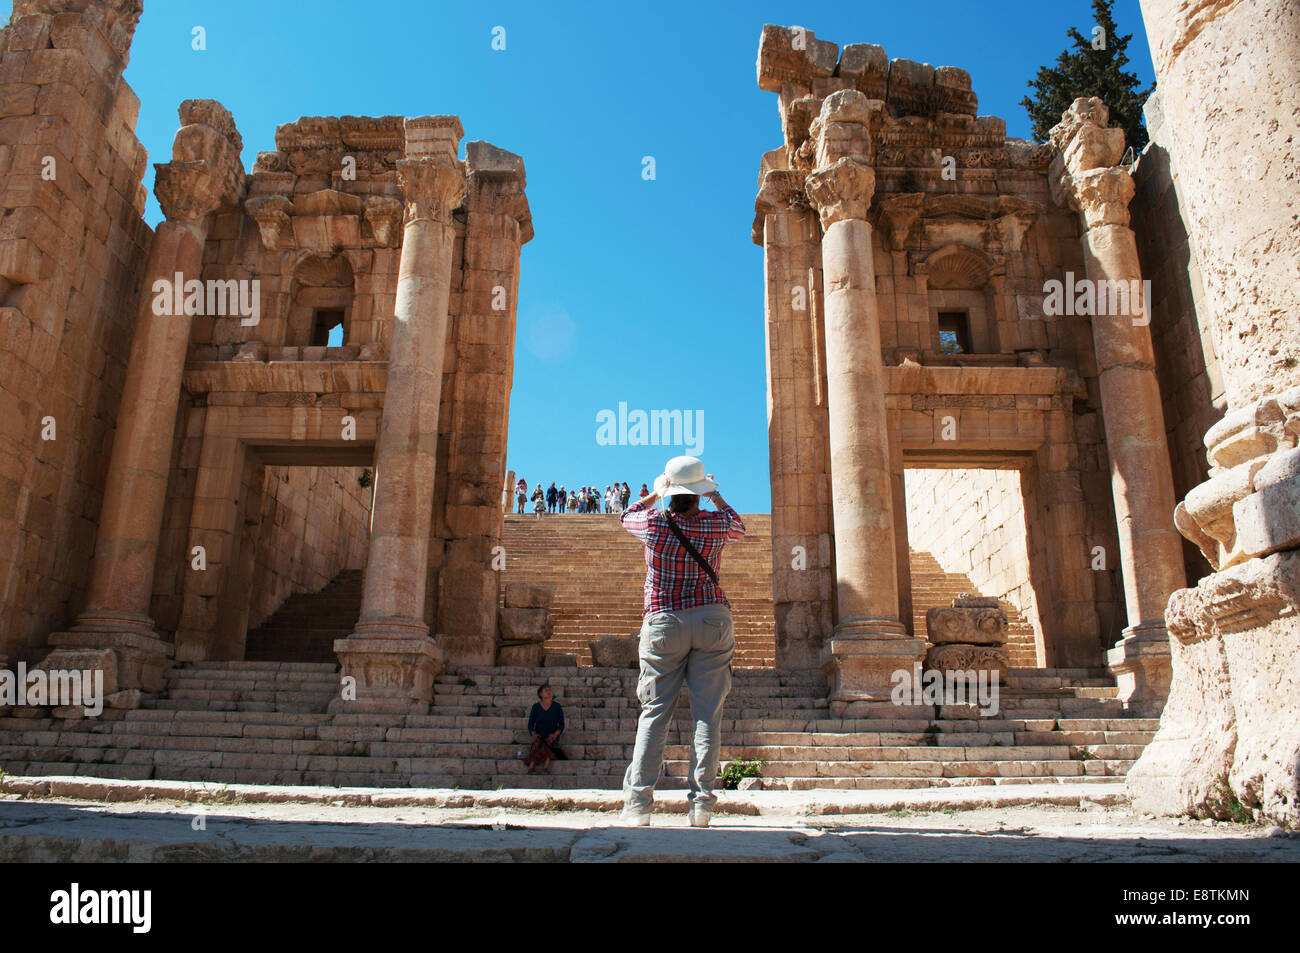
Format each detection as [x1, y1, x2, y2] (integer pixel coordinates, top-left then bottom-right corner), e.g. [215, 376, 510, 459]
[169, 408, 379, 665]
[903, 464, 1044, 667]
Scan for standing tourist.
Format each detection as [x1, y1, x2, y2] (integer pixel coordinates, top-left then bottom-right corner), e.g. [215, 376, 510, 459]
[617, 456, 745, 828]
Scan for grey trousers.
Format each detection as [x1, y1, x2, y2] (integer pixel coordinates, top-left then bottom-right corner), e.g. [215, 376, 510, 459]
[623, 603, 735, 812]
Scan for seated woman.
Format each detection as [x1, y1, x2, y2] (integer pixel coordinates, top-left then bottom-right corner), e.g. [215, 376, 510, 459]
[524, 684, 565, 773]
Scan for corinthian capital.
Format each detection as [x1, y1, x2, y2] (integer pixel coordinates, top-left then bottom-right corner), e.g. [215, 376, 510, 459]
[396, 158, 467, 225]
[1061, 166, 1135, 230]
[154, 160, 227, 224]
[805, 157, 875, 229]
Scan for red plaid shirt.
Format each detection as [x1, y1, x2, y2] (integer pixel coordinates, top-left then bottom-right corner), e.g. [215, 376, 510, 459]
[621, 497, 746, 615]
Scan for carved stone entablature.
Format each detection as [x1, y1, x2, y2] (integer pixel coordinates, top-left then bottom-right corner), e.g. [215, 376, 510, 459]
[879, 193, 1041, 258]
[245, 195, 292, 250]
[269, 116, 406, 176]
[805, 158, 875, 228]
[1176, 385, 1300, 571]
[363, 197, 403, 247]
[756, 24, 838, 95]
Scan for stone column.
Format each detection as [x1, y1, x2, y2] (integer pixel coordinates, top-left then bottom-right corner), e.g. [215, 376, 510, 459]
[804, 91, 929, 716]
[39, 101, 243, 704]
[1127, 0, 1300, 827]
[1050, 98, 1186, 714]
[333, 116, 466, 713]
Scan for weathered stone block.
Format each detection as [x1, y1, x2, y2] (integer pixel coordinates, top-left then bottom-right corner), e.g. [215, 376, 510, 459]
[588, 635, 639, 669]
[503, 583, 555, 609]
[498, 607, 552, 643]
[497, 642, 544, 667]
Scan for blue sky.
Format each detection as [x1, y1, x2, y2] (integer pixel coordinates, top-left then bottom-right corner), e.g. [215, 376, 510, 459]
[7, 0, 1156, 512]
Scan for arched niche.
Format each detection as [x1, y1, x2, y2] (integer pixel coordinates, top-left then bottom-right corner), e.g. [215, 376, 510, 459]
[923, 243, 998, 355]
[286, 253, 355, 348]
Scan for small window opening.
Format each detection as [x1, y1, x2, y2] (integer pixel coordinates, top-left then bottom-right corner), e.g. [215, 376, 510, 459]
[312, 309, 345, 347]
[938, 311, 972, 355]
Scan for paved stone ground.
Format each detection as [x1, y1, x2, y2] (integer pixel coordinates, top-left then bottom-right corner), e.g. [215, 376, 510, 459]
[1, 777, 1296, 862]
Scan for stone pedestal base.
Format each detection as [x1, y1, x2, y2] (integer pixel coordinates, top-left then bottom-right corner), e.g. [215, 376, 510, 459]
[821, 631, 930, 718]
[1107, 622, 1171, 717]
[1127, 549, 1300, 828]
[40, 626, 174, 700]
[330, 635, 444, 714]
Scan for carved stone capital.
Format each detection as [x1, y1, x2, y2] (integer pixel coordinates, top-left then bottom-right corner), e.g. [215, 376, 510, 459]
[396, 158, 466, 225]
[154, 160, 226, 224]
[362, 196, 404, 247]
[1059, 166, 1135, 230]
[805, 157, 875, 228]
[245, 195, 293, 250]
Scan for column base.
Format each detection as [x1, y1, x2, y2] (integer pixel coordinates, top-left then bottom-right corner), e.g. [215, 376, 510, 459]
[39, 623, 174, 705]
[331, 633, 445, 714]
[1107, 621, 1171, 717]
[821, 626, 931, 719]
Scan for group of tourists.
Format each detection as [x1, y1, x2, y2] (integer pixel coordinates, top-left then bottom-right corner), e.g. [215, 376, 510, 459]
[513, 477, 651, 519]
[516, 455, 746, 829]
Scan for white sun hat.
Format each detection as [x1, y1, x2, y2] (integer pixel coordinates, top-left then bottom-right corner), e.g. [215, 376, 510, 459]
[656, 455, 717, 498]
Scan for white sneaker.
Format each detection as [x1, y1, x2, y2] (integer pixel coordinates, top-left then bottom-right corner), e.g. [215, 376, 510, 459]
[689, 805, 713, 828]
[619, 808, 651, 827]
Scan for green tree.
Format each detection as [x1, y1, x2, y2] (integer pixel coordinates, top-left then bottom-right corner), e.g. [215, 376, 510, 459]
[1020, 0, 1152, 151]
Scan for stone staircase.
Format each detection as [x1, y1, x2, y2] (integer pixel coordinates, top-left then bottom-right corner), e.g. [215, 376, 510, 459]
[243, 570, 362, 663]
[909, 550, 1040, 668]
[500, 512, 778, 666]
[0, 660, 1154, 791]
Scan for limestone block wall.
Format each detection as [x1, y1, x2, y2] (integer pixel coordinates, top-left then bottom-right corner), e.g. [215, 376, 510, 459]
[246, 465, 371, 630]
[0, 1, 152, 663]
[1129, 91, 1225, 585]
[904, 468, 1040, 633]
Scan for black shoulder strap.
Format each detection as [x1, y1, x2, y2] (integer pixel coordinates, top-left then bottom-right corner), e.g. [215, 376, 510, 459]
[663, 508, 720, 585]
